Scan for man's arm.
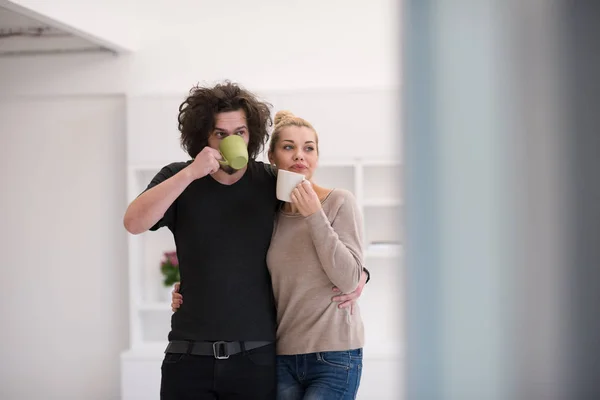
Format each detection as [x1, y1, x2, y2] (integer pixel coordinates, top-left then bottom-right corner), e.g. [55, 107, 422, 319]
[124, 168, 194, 234]
[123, 147, 222, 234]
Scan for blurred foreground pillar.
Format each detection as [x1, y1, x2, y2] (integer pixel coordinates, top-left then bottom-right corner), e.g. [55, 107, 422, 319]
[401, 0, 593, 399]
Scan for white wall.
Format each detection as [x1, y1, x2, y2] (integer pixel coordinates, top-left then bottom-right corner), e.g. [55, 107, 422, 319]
[127, 88, 401, 166]
[0, 96, 129, 400]
[0, 0, 400, 97]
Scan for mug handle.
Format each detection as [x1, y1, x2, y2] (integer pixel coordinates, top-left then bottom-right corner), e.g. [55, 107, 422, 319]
[218, 152, 229, 166]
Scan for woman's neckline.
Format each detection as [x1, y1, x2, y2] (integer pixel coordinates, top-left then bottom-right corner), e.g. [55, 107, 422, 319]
[279, 188, 336, 216]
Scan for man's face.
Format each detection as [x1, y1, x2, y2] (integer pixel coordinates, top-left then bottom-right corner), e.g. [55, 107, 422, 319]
[208, 110, 250, 175]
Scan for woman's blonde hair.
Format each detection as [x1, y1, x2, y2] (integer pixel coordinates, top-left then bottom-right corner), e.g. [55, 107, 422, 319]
[268, 110, 319, 154]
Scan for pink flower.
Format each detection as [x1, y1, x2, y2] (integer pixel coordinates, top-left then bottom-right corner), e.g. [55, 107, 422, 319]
[162, 251, 179, 267]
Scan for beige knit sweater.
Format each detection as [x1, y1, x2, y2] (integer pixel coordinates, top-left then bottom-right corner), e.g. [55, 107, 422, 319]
[266, 188, 365, 355]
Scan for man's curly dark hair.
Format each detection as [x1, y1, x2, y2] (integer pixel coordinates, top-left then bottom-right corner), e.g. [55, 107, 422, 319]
[177, 81, 273, 159]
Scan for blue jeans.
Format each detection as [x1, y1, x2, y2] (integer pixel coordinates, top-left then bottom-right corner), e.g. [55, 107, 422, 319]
[276, 348, 363, 400]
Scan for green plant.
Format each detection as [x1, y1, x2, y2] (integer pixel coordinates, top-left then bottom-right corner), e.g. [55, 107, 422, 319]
[160, 251, 180, 287]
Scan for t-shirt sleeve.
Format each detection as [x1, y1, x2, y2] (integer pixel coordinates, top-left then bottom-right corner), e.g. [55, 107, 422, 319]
[143, 162, 186, 231]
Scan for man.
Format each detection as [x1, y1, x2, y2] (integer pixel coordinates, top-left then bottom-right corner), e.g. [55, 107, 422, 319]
[123, 81, 368, 399]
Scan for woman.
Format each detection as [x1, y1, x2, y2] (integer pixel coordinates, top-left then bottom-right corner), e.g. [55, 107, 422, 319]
[173, 110, 365, 399]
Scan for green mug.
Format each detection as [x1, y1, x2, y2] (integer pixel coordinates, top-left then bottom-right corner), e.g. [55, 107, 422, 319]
[218, 135, 249, 170]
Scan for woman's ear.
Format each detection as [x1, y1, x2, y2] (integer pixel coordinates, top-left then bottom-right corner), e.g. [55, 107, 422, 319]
[268, 152, 275, 166]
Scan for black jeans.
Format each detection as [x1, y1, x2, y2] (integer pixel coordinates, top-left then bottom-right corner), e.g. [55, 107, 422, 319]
[160, 342, 276, 400]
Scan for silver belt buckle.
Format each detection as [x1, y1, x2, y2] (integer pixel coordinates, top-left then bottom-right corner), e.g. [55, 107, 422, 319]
[213, 341, 230, 359]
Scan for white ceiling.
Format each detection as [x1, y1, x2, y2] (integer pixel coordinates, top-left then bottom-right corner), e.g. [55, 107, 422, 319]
[0, 5, 111, 56]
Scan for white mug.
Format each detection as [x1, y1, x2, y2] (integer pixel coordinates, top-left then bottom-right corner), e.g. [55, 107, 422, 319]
[276, 169, 306, 202]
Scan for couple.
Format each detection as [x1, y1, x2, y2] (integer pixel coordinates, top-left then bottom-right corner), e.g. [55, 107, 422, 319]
[124, 81, 368, 400]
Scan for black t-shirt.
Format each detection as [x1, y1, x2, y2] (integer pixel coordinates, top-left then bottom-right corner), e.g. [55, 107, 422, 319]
[146, 160, 279, 341]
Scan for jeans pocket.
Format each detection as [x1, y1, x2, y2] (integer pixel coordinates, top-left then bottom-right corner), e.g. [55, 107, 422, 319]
[317, 351, 351, 370]
[162, 353, 186, 365]
[246, 343, 276, 367]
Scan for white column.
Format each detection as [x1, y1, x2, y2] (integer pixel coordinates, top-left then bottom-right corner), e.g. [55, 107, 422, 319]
[403, 1, 567, 399]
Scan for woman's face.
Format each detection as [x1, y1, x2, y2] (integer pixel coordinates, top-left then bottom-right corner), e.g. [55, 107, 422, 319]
[269, 126, 319, 180]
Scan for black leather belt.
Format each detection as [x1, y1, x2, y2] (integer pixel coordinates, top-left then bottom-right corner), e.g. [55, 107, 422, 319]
[165, 340, 272, 360]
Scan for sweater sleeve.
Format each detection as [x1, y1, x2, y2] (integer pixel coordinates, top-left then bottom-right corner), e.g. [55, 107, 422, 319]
[304, 191, 364, 293]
